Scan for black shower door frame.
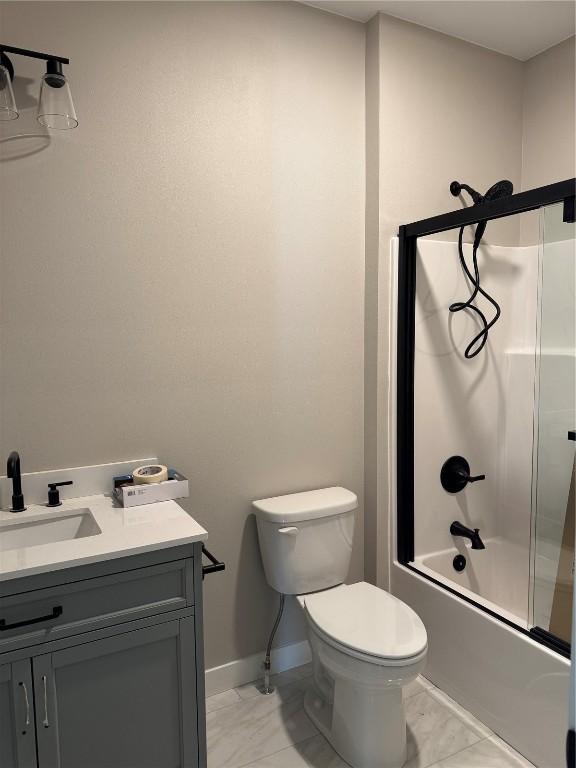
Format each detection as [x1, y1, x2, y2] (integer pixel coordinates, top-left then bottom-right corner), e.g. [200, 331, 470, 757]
[396, 177, 576, 657]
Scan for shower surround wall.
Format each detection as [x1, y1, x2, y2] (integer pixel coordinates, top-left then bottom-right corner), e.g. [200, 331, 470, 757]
[0, 1, 366, 674]
[411, 229, 575, 632]
[412, 237, 539, 626]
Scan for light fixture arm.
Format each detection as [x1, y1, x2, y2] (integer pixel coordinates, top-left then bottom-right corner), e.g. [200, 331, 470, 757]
[0, 44, 69, 85]
[0, 44, 69, 66]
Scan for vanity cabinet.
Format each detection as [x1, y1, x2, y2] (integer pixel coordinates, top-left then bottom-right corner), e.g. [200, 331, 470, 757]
[35, 617, 198, 768]
[0, 660, 37, 768]
[0, 543, 207, 768]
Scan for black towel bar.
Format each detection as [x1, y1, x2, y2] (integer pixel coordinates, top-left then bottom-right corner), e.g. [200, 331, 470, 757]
[202, 545, 225, 579]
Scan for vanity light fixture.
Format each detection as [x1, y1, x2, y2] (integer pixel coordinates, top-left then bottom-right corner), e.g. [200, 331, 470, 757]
[0, 44, 78, 129]
[0, 54, 18, 121]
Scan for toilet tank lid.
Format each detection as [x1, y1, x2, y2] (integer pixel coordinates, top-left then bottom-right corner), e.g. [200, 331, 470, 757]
[253, 487, 357, 522]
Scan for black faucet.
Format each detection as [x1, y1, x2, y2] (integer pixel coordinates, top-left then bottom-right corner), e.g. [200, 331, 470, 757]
[450, 520, 485, 550]
[7, 451, 26, 512]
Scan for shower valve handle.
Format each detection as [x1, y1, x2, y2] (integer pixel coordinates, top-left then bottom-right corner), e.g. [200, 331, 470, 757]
[441, 456, 485, 493]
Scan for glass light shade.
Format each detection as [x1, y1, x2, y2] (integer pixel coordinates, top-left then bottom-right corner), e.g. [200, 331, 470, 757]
[0, 64, 18, 121]
[37, 71, 78, 130]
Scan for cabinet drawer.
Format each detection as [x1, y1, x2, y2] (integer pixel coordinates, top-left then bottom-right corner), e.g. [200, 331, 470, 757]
[0, 558, 194, 654]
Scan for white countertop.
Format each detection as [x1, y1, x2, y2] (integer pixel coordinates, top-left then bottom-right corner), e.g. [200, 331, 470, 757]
[0, 494, 208, 582]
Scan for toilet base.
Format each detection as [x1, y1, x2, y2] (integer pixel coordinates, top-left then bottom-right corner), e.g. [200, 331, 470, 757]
[302, 625, 425, 768]
[304, 676, 407, 768]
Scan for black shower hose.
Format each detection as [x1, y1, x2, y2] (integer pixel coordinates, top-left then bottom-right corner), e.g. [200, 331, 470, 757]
[449, 223, 501, 358]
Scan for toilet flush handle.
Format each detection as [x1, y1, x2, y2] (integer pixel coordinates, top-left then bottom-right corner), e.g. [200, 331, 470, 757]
[278, 526, 299, 536]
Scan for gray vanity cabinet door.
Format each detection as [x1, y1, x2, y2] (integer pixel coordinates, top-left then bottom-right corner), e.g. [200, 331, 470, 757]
[0, 660, 38, 768]
[34, 618, 199, 768]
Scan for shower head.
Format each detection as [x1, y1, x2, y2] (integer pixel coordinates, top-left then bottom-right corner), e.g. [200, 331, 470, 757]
[472, 180, 514, 248]
[483, 179, 514, 201]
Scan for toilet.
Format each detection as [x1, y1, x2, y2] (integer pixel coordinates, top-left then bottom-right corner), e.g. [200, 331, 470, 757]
[253, 487, 427, 768]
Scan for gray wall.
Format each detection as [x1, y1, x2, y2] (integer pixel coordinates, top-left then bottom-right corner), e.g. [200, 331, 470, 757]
[1, 0, 573, 670]
[520, 35, 576, 243]
[522, 36, 576, 192]
[363, 14, 382, 585]
[0, 1, 366, 668]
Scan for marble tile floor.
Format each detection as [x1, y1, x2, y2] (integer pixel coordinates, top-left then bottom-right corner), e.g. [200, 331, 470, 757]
[206, 664, 535, 768]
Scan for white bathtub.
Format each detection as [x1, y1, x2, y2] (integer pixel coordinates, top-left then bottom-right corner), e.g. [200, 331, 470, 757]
[415, 537, 530, 627]
[392, 558, 570, 768]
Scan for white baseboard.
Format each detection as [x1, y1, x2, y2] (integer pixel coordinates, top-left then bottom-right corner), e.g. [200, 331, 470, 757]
[205, 639, 312, 698]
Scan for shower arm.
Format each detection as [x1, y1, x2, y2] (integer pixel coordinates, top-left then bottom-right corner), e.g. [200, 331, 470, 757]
[449, 181, 484, 205]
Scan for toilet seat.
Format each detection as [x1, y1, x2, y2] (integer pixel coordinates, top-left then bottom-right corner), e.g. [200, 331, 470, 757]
[299, 582, 427, 666]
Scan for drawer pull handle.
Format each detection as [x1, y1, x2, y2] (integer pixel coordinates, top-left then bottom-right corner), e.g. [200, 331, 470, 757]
[202, 546, 225, 579]
[42, 675, 50, 728]
[0, 605, 63, 632]
[19, 682, 30, 727]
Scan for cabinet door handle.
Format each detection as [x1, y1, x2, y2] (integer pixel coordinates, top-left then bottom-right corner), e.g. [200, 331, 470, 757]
[0, 605, 62, 632]
[42, 675, 50, 728]
[19, 681, 30, 727]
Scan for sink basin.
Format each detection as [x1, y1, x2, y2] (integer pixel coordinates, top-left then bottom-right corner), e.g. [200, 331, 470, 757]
[0, 509, 102, 553]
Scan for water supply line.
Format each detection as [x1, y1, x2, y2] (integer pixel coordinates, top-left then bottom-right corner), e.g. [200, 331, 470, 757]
[260, 593, 286, 695]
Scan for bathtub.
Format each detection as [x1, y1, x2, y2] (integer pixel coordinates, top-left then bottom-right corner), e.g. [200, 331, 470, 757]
[415, 537, 530, 627]
[392, 556, 570, 768]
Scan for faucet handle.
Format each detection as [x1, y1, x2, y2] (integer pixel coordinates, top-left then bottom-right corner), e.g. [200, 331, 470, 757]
[441, 456, 485, 493]
[47, 481, 73, 508]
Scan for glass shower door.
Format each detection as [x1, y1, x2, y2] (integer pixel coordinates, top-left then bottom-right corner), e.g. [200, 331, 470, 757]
[530, 202, 576, 650]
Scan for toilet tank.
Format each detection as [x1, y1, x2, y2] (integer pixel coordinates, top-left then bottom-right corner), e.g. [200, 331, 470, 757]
[253, 487, 357, 595]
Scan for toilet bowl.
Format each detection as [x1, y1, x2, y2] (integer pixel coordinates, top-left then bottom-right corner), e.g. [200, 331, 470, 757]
[253, 487, 428, 768]
[298, 582, 427, 768]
